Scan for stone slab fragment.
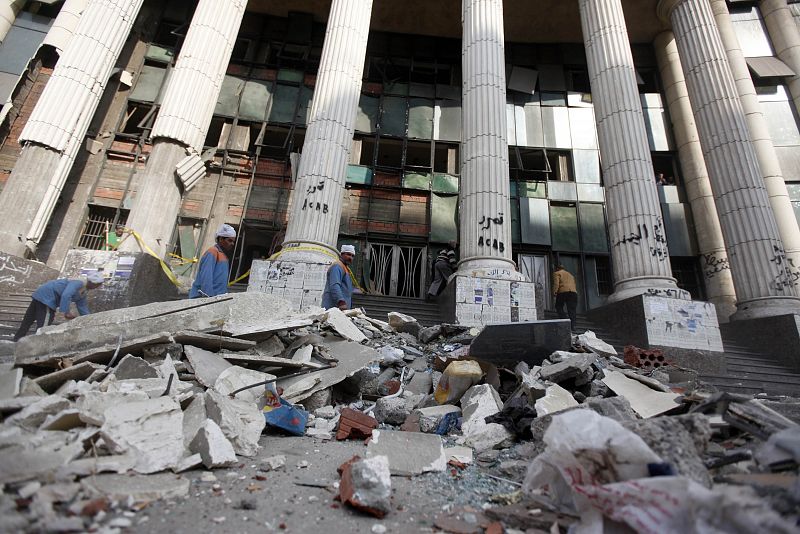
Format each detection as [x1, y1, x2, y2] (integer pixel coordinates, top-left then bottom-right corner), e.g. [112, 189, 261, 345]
[214, 365, 275, 405]
[0, 396, 42, 414]
[81, 473, 190, 502]
[205, 390, 264, 457]
[459, 384, 514, 451]
[469, 320, 571, 366]
[602, 370, 680, 418]
[0, 445, 72, 484]
[40, 409, 84, 431]
[366, 430, 447, 476]
[339, 455, 392, 518]
[0, 368, 22, 399]
[75, 390, 150, 426]
[534, 384, 580, 417]
[222, 317, 314, 340]
[184, 345, 233, 388]
[34, 333, 173, 367]
[33, 362, 99, 392]
[539, 353, 596, 383]
[220, 352, 307, 368]
[113, 355, 158, 380]
[182, 394, 207, 447]
[57, 453, 137, 479]
[413, 405, 462, 433]
[325, 308, 368, 343]
[190, 419, 238, 468]
[172, 331, 257, 351]
[6, 394, 70, 430]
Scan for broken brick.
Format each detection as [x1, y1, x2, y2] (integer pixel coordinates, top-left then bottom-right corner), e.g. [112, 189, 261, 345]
[336, 455, 391, 518]
[335, 408, 377, 440]
[623, 345, 668, 369]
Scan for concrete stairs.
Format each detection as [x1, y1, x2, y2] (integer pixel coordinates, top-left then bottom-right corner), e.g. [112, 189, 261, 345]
[353, 293, 444, 326]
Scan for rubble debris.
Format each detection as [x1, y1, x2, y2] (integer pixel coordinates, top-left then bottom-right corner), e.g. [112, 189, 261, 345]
[624, 344, 667, 368]
[184, 345, 233, 388]
[32, 362, 99, 393]
[7, 394, 70, 430]
[337, 455, 392, 518]
[324, 308, 368, 342]
[81, 473, 190, 502]
[387, 311, 421, 337]
[459, 384, 514, 452]
[418, 325, 443, 343]
[172, 330, 256, 351]
[576, 330, 617, 357]
[366, 429, 447, 476]
[406, 370, 432, 395]
[534, 384, 579, 417]
[0, 368, 22, 399]
[413, 404, 462, 433]
[538, 352, 596, 384]
[113, 354, 159, 380]
[485, 397, 537, 439]
[181, 394, 207, 447]
[374, 395, 414, 426]
[602, 369, 681, 418]
[434, 506, 493, 534]
[189, 419, 238, 468]
[259, 454, 287, 472]
[336, 407, 378, 440]
[205, 390, 264, 457]
[434, 360, 483, 404]
[214, 365, 275, 405]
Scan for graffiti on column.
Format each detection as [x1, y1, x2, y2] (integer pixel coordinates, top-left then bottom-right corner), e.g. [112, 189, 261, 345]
[301, 179, 329, 214]
[611, 217, 669, 262]
[645, 287, 690, 299]
[477, 213, 505, 253]
[0, 253, 33, 284]
[702, 253, 730, 279]
[768, 244, 800, 290]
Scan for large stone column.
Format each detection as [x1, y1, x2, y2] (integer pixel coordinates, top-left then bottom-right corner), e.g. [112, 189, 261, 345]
[0, 0, 144, 257]
[761, 0, 800, 116]
[457, 0, 518, 278]
[659, 0, 800, 319]
[279, 0, 373, 261]
[655, 31, 737, 320]
[41, 0, 88, 54]
[710, 0, 800, 275]
[579, 0, 683, 303]
[120, 0, 247, 257]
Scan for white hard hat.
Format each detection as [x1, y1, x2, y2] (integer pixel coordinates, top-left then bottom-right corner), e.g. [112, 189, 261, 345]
[86, 272, 105, 285]
[215, 224, 236, 239]
[340, 244, 356, 255]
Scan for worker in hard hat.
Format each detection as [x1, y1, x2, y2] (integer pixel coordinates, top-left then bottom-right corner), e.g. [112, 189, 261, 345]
[322, 244, 356, 310]
[189, 223, 236, 298]
[13, 272, 105, 341]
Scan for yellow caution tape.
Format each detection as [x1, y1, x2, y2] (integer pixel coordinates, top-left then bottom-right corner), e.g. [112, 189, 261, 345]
[168, 252, 198, 266]
[228, 269, 251, 286]
[268, 244, 367, 294]
[117, 227, 184, 289]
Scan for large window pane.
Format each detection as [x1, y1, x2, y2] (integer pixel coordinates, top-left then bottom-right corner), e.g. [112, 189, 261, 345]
[520, 197, 551, 245]
[431, 193, 457, 242]
[356, 95, 379, 133]
[215, 75, 245, 117]
[408, 98, 433, 139]
[730, 7, 773, 57]
[542, 107, 571, 148]
[579, 203, 608, 253]
[568, 107, 597, 149]
[573, 149, 601, 183]
[268, 84, 299, 123]
[432, 173, 458, 193]
[239, 80, 272, 121]
[551, 204, 580, 251]
[435, 99, 461, 142]
[129, 65, 167, 103]
[380, 96, 407, 137]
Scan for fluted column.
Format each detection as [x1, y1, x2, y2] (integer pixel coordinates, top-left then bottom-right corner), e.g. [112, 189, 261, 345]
[659, 0, 800, 319]
[761, 0, 800, 117]
[457, 0, 518, 277]
[42, 0, 88, 54]
[579, 0, 682, 303]
[121, 0, 247, 256]
[655, 31, 737, 320]
[280, 0, 373, 261]
[0, 0, 144, 257]
[711, 0, 800, 275]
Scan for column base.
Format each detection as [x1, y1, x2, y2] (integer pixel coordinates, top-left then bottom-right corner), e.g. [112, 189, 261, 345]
[247, 258, 332, 311]
[607, 276, 690, 303]
[587, 294, 725, 374]
[274, 241, 340, 264]
[730, 296, 800, 321]
[721, 314, 800, 371]
[60, 249, 180, 313]
[439, 274, 537, 327]
[456, 258, 526, 281]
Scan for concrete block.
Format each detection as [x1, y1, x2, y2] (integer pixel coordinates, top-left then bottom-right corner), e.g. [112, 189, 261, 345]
[114, 355, 159, 380]
[39, 409, 84, 431]
[100, 396, 184, 473]
[602, 370, 680, 418]
[338, 455, 392, 518]
[413, 405, 462, 433]
[184, 345, 233, 389]
[469, 320, 571, 366]
[539, 353, 597, 384]
[325, 308, 368, 342]
[173, 454, 202, 473]
[374, 396, 411, 425]
[81, 473, 190, 502]
[7, 394, 70, 430]
[190, 419, 238, 469]
[0, 368, 22, 399]
[75, 390, 149, 426]
[577, 330, 617, 357]
[182, 394, 207, 447]
[419, 325, 443, 343]
[534, 384, 580, 417]
[387, 312, 422, 338]
[214, 365, 275, 405]
[366, 430, 447, 475]
[205, 390, 264, 458]
[460, 384, 514, 451]
[406, 371, 432, 395]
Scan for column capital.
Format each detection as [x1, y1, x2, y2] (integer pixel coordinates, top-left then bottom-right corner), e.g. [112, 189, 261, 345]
[657, 0, 684, 23]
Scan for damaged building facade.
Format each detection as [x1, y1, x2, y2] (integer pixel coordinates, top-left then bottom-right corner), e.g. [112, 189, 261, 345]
[0, 0, 799, 340]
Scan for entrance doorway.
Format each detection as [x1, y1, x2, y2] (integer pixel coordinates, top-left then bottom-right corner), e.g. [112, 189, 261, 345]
[518, 254, 551, 311]
[366, 243, 427, 298]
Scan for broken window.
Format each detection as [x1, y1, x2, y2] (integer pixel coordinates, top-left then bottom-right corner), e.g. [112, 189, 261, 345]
[366, 243, 427, 298]
[550, 203, 580, 252]
[78, 206, 129, 251]
[579, 203, 608, 253]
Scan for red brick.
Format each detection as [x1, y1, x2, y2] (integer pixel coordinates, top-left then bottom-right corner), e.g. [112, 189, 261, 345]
[336, 408, 377, 440]
[336, 455, 387, 519]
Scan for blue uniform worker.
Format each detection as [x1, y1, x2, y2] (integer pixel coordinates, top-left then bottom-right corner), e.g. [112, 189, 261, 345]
[14, 272, 105, 341]
[321, 245, 356, 310]
[189, 224, 236, 298]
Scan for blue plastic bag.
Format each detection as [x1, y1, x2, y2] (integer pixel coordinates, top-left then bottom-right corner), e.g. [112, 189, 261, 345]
[263, 399, 308, 436]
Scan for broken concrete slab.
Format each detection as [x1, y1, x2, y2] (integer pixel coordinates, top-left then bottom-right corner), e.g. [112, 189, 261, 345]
[279, 339, 377, 403]
[602, 370, 681, 418]
[539, 353, 597, 384]
[0, 368, 22, 399]
[190, 419, 238, 469]
[366, 430, 447, 476]
[0, 396, 41, 414]
[182, 394, 207, 447]
[338, 455, 392, 518]
[172, 331, 256, 351]
[222, 317, 315, 340]
[419, 325, 443, 343]
[75, 390, 149, 426]
[113, 355, 158, 380]
[446, 446, 474, 465]
[7, 395, 70, 430]
[292, 344, 313, 364]
[40, 409, 84, 431]
[413, 405, 462, 433]
[32, 363, 99, 393]
[184, 345, 233, 388]
[173, 453, 202, 473]
[103, 376, 193, 403]
[81, 473, 190, 502]
[534, 384, 580, 417]
[324, 308, 368, 343]
[54, 333, 173, 367]
[387, 312, 422, 338]
[459, 384, 514, 452]
[0, 445, 74, 484]
[406, 370, 432, 395]
[214, 365, 275, 405]
[253, 335, 285, 358]
[100, 396, 184, 474]
[616, 368, 672, 392]
[56, 453, 137, 479]
[219, 352, 308, 369]
[577, 330, 617, 357]
[469, 320, 571, 366]
[205, 390, 264, 457]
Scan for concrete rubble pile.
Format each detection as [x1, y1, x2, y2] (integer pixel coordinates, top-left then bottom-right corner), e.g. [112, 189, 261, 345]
[0, 295, 797, 532]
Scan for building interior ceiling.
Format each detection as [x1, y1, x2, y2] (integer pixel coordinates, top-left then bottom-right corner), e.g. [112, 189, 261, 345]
[248, 0, 666, 44]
